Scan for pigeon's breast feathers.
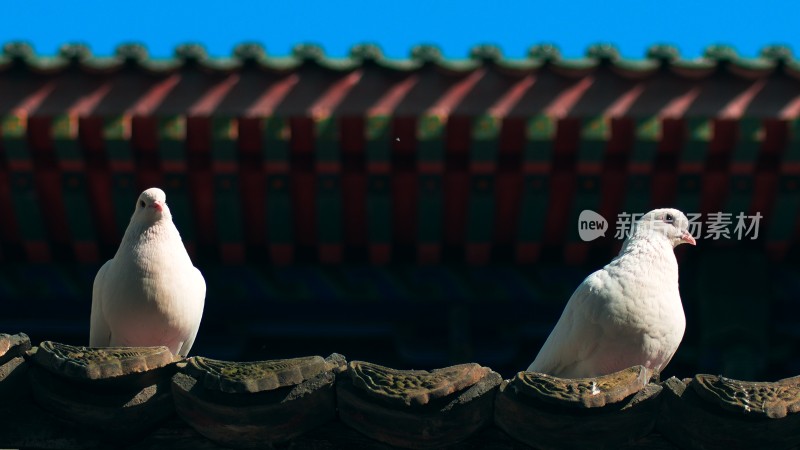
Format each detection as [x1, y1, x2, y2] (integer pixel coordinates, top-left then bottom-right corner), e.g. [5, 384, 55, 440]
[605, 208, 696, 313]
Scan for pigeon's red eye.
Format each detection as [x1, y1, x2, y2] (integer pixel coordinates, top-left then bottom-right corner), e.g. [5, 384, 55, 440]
[139, 200, 145, 208]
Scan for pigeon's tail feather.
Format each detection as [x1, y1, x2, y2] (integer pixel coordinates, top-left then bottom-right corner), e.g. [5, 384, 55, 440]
[525, 281, 604, 377]
[89, 260, 112, 347]
[175, 267, 206, 357]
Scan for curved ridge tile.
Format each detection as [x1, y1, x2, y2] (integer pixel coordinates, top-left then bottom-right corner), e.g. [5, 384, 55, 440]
[658, 376, 800, 450]
[338, 360, 501, 448]
[0, 333, 31, 362]
[349, 360, 490, 407]
[693, 373, 800, 419]
[30, 341, 177, 381]
[513, 365, 651, 408]
[186, 354, 329, 393]
[172, 353, 346, 448]
[0, 333, 31, 402]
[25, 341, 178, 439]
[495, 366, 663, 450]
[0, 41, 796, 77]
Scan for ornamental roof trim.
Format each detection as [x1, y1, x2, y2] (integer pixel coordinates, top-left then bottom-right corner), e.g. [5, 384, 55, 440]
[2, 42, 799, 79]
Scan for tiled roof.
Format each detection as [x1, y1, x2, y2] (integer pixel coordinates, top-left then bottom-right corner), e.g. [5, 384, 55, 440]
[2, 41, 800, 117]
[3, 41, 800, 74]
[3, 334, 800, 450]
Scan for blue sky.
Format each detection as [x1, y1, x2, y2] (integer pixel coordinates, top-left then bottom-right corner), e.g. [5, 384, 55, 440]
[1, 1, 795, 60]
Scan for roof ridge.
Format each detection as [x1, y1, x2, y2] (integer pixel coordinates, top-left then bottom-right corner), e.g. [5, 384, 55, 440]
[0, 41, 797, 74]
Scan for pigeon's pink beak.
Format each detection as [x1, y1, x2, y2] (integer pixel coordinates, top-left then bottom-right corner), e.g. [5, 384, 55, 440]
[151, 201, 164, 213]
[681, 231, 696, 246]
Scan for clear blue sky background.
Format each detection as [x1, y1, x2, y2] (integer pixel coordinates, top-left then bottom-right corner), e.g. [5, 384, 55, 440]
[1, 1, 795, 60]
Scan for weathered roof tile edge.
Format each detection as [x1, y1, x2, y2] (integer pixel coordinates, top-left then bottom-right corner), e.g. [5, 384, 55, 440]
[2, 41, 799, 77]
[3, 334, 800, 449]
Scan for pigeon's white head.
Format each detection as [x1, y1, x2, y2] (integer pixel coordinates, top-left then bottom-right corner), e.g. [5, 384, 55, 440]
[633, 208, 696, 248]
[132, 187, 171, 223]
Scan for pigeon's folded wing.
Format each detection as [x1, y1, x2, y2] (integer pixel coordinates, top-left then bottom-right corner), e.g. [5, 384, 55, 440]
[175, 266, 206, 356]
[527, 277, 606, 376]
[191, 266, 206, 300]
[89, 260, 112, 347]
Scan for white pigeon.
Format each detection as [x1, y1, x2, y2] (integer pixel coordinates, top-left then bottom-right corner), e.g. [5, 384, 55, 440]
[90, 187, 206, 357]
[527, 208, 696, 378]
